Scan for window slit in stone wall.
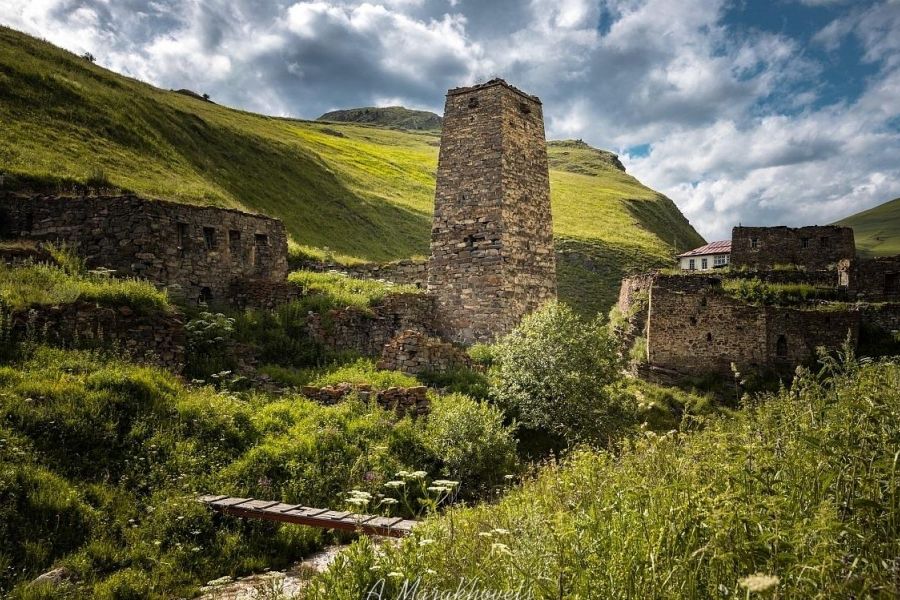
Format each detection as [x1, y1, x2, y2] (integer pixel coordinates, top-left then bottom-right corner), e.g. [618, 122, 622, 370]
[700, 296, 707, 308]
[23, 211, 34, 233]
[229, 230, 241, 259]
[199, 287, 212, 305]
[254, 233, 269, 268]
[203, 227, 217, 250]
[689, 316, 697, 326]
[776, 334, 788, 358]
[801, 237, 810, 249]
[177, 222, 189, 257]
[750, 237, 759, 250]
[706, 332, 713, 343]
[468, 96, 479, 108]
[518, 101, 531, 114]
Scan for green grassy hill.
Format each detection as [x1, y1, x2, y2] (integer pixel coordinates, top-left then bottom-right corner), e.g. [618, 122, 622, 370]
[318, 106, 442, 130]
[835, 197, 900, 258]
[0, 26, 704, 316]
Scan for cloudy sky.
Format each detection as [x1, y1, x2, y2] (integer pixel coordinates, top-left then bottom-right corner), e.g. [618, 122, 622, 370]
[3, 0, 899, 241]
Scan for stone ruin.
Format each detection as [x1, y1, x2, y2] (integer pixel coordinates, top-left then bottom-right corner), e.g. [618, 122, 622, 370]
[618, 224, 900, 382]
[427, 79, 557, 345]
[0, 79, 559, 377]
[377, 329, 472, 375]
[0, 193, 289, 305]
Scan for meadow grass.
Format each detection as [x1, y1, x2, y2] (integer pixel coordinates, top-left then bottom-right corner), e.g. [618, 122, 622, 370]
[259, 358, 419, 390]
[835, 196, 900, 258]
[309, 356, 900, 599]
[0, 347, 518, 598]
[0, 263, 169, 313]
[288, 270, 422, 311]
[0, 26, 704, 316]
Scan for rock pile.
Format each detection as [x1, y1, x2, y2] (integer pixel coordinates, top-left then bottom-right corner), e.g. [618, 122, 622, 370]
[377, 329, 471, 375]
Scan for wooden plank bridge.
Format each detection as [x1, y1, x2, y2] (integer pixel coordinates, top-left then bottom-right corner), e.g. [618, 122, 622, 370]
[198, 495, 417, 538]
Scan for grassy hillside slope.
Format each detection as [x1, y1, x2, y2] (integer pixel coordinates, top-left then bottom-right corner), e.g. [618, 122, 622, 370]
[835, 197, 900, 258]
[318, 106, 442, 130]
[0, 26, 704, 315]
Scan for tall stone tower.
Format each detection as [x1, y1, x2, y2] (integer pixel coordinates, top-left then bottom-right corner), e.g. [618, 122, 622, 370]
[427, 79, 557, 344]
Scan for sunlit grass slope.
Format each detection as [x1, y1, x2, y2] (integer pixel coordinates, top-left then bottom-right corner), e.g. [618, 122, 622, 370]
[0, 26, 703, 315]
[835, 197, 900, 258]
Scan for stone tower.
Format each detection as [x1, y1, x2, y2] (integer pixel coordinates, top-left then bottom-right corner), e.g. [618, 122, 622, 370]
[427, 79, 557, 344]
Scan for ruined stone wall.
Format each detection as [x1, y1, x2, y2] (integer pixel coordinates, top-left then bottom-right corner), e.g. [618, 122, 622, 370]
[377, 329, 472, 375]
[647, 275, 767, 374]
[306, 293, 435, 357]
[847, 257, 900, 301]
[6, 302, 185, 371]
[427, 79, 556, 345]
[731, 225, 855, 271]
[0, 194, 289, 304]
[858, 303, 900, 333]
[645, 274, 858, 376]
[227, 279, 303, 310]
[300, 383, 430, 418]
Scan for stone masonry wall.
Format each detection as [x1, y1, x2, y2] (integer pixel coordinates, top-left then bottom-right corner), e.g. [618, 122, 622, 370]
[646, 274, 859, 376]
[227, 279, 303, 310]
[306, 293, 435, 357]
[377, 329, 472, 375]
[300, 383, 430, 418]
[6, 302, 185, 371]
[427, 79, 556, 345]
[731, 225, 855, 271]
[0, 194, 289, 304]
[295, 260, 429, 288]
[846, 257, 900, 301]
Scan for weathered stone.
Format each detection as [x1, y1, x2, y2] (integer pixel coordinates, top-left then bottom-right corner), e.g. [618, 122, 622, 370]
[427, 79, 557, 345]
[731, 225, 855, 271]
[377, 329, 471, 375]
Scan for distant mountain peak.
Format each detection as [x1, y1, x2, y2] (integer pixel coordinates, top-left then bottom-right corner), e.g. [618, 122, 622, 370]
[317, 106, 441, 131]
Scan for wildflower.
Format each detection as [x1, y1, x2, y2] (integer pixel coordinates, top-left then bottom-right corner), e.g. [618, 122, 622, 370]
[427, 485, 450, 493]
[477, 532, 493, 538]
[738, 573, 780, 593]
[491, 528, 510, 535]
[409, 470, 428, 479]
[384, 480, 406, 489]
[491, 542, 511, 556]
[387, 571, 404, 579]
[379, 498, 399, 506]
[503, 474, 516, 480]
[426, 569, 437, 575]
[431, 479, 459, 488]
[418, 539, 435, 546]
[395, 470, 410, 478]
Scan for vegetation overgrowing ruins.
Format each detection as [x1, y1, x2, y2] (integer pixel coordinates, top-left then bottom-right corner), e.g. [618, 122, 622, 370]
[0, 24, 899, 600]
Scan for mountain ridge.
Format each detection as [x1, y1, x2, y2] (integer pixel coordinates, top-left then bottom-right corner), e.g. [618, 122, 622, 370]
[834, 197, 900, 258]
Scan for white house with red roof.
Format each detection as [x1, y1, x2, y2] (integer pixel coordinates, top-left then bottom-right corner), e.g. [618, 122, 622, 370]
[676, 240, 731, 271]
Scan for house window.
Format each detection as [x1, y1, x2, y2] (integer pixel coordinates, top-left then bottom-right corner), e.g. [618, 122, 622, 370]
[689, 259, 696, 270]
[750, 237, 759, 250]
[801, 237, 810, 249]
[776, 334, 788, 358]
[714, 255, 728, 267]
[229, 230, 241, 257]
[255, 233, 269, 246]
[820, 237, 829, 247]
[203, 227, 217, 250]
[701, 258, 708, 270]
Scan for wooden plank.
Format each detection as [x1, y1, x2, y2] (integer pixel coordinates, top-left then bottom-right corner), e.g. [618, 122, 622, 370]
[198, 494, 416, 538]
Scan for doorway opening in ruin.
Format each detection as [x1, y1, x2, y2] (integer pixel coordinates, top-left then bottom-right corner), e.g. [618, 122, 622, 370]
[885, 273, 900, 297]
[199, 287, 212, 305]
[776, 334, 788, 358]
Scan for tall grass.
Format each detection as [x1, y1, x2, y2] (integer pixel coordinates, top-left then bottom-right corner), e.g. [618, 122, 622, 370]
[0, 263, 169, 313]
[310, 356, 900, 599]
[288, 271, 421, 311]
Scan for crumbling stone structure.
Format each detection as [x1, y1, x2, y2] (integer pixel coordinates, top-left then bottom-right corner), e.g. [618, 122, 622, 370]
[377, 329, 472, 375]
[427, 79, 556, 344]
[731, 225, 855, 271]
[840, 256, 900, 301]
[0, 194, 289, 304]
[636, 274, 859, 377]
[5, 301, 185, 371]
[300, 383, 430, 418]
[305, 293, 435, 357]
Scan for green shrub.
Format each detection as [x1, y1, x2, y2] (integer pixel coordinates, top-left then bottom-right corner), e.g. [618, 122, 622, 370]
[417, 367, 491, 399]
[491, 301, 635, 445]
[422, 393, 518, 497]
[307, 358, 419, 389]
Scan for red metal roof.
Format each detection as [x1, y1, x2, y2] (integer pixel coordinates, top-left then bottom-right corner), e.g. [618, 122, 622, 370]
[676, 240, 731, 258]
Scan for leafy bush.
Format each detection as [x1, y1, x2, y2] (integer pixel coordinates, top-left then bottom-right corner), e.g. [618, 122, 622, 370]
[422, 393, 518, 497]
[491, 301, 635, 445]
[311, 358, 900, 599]
[184, 312, 236, 377]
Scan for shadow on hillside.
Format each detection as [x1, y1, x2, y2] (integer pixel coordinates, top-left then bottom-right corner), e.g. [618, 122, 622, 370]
[622, 195, 705, 254]
[145, 102, 432, 261]
[556, 236, 671, 318]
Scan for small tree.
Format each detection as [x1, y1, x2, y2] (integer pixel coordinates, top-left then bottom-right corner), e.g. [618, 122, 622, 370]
[81, 52, 96, 63]
[202, 93, 210, 101]
[491, 301, 634, 446]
